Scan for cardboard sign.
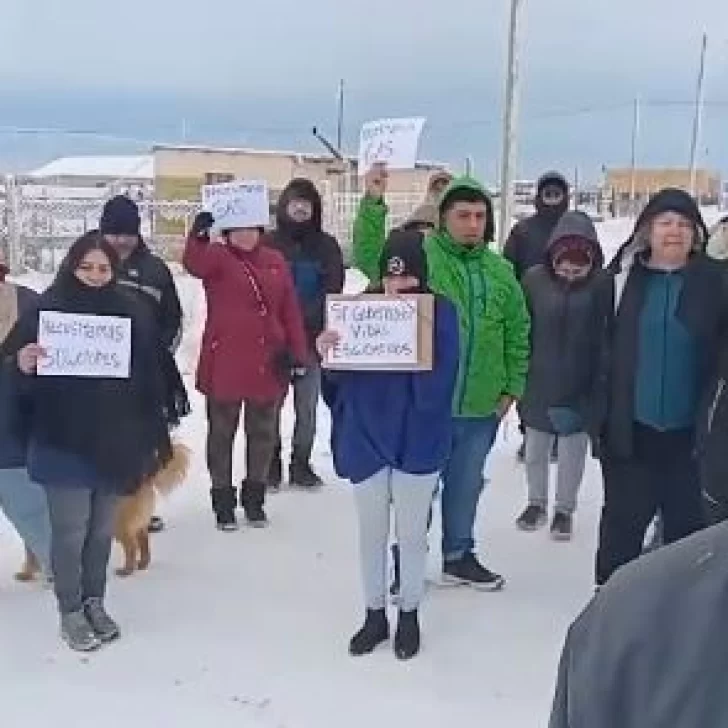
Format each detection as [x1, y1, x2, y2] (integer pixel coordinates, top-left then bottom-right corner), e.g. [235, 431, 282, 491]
[358, 117, 426, 175]
[37, 311, 132, 378]
[324, 294, 433, 371]
[201, 180, 270, 231]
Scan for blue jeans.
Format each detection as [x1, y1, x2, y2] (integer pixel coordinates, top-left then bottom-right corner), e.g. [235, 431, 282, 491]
[441, 415, 500, 562]
[0, 467, 51, 573]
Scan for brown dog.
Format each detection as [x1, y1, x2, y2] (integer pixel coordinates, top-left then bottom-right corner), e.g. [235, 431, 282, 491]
[114, 442, 190, 577]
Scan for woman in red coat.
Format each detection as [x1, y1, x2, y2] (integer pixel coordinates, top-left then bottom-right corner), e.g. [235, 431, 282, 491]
[184, 212, 309, 530]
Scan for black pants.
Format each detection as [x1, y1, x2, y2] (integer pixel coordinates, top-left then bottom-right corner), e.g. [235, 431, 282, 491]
[596, 423, 705, 585]
[206, 398, 279, 488]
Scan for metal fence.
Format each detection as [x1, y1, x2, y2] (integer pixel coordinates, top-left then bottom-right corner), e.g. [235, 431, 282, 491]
[0, 181, 427, 272]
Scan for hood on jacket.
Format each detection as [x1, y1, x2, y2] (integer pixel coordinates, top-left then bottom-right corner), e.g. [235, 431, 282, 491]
[535, 171, 569, 218]
[275, 178, 323, 238]
[402, 203, 438, 232]
[438, 176, 496, 243]
[608, 187, 709, 272]
[546, 210, 604, 270]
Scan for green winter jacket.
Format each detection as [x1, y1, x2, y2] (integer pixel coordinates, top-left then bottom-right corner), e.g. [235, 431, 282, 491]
[352, 195, 387, 283]
[425, 177, 530, 417]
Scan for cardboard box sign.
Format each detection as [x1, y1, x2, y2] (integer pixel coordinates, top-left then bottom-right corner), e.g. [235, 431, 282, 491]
[323, 294, 434, 371]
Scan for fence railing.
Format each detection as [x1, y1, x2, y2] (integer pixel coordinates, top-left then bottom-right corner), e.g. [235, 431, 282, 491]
[0, 185, 428, 271]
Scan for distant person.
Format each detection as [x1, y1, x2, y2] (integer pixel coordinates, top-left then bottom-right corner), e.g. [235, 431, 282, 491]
[0, 248, 51, 580]
[184, 212, 309, 530]
[100, 195, 186, 533]
[352, 165, 452, 284]
[505, 172, 570, 462]
[6, 233, 173, 652]
[267, 179, 345, 490]
[593, 189, 728, 586]
[550, 522, 728, 728]
[425, 177, 530, 589]
[318, 229, 459, 660]
[515, 211, 606, 540]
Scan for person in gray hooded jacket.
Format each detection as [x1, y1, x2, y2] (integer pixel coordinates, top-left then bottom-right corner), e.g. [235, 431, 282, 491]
[515, 211, 606, 540]
[550, 520, 728, 728]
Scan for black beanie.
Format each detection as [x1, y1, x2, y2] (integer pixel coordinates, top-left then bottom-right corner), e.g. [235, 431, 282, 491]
[633, 188, 709, 245]
[379, 230, 428, 291]
[99, 195, 141, 237]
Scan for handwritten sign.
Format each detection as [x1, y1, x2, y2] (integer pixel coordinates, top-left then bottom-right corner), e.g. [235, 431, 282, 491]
[37, 311, 132, 378]
[201, 180, 270, 231]
[324, 294, 433, 371]
[358, 117, 426, 175]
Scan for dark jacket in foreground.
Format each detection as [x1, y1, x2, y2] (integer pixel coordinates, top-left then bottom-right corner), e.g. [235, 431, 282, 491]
[518, 212, 607, 434]
[117, 241, 183, 351]
[0, 283, 39, 469]
[550, 521, 728, 728]
[322, 296, 459, 484]
[268, 179, 345, 346]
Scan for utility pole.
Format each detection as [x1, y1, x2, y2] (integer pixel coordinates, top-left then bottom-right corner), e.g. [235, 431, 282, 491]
[629, 97, 641, 211]
[336, 79, 345, 153]
[689, 33, 707, 197]
[497, 0, 525, 250]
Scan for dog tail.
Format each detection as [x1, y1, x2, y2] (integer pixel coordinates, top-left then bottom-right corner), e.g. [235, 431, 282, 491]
[151, 441, 191, 497]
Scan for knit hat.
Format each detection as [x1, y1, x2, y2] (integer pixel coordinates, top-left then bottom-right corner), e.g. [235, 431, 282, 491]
[379, 230, 428, 290]
[99, 195, 141, 237]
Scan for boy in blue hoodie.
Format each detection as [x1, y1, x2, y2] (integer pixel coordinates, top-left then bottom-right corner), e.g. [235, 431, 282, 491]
[318, 230, 459, 660]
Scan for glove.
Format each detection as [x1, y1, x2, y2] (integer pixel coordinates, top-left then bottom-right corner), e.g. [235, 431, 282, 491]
[191, 211, 215, 241]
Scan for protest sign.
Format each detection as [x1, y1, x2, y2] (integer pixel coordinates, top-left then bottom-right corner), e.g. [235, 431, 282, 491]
[357, 117, 426, 175]
[323, 294, 433, 371]
[201, 180, 270, 231]
[37, 311, 132, 378]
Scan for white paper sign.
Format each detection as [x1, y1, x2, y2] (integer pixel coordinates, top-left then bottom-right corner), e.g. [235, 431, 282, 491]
[201, 180, 270, 231]
[325, 296, 419, 368]
[358, 117, 426, 175]
[37, 311, 132, 378]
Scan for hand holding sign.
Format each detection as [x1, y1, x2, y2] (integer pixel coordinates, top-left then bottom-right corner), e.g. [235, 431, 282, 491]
[364, 163, 388, 200]
[358, 117, 426, 175]
[17, 344, 47, 375]
[201, 181, 270, 232]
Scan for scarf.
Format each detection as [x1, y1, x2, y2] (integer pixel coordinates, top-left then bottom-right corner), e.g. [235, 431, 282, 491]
[0, 283, 19, 344]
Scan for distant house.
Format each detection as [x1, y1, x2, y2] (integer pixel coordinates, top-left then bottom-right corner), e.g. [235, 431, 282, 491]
[605, 168, 721, 205]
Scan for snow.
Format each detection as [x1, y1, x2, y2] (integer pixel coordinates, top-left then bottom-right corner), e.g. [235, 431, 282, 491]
[27, 155, 154, 181]
[0, 217, 688, 726]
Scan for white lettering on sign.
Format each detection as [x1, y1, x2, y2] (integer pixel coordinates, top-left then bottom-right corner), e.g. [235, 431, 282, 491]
[358, 117, 426, 175]
[37, 311, 132, 378]
[325, 297, 421, 368]
[201, 180, 270, 231]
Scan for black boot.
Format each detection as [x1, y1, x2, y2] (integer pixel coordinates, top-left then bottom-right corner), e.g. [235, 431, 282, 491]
[394, 610, 420, 660]
[241, 480, 268, 527]
[210, 487, 238, 532]
[289, 451, 323, 489]
[349, 608, 389, 656]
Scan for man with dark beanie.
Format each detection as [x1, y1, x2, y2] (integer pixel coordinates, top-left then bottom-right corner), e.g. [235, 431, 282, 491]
[424, 177, 530, 590]
[505, 171, 570, 461]
[99, 194, 184, 532]
[267, 178, 344, 490]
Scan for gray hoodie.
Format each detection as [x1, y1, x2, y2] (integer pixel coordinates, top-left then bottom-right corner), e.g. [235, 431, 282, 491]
[550, 521, 728, 728]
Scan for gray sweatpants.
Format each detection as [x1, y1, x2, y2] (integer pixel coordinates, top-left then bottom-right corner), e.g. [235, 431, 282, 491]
[45, 487, 118, 614]
[525, 428, 589, 515]
[353, 468, 438, 612]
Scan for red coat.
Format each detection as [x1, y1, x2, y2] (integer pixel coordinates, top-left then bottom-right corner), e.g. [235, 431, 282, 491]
[183, 237, 309, 404]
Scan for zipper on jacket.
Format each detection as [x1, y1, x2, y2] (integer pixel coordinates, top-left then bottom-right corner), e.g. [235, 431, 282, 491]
[456, 260, 478, 415]
[658, 277, 669, 425]
[707, 379, 726, 434]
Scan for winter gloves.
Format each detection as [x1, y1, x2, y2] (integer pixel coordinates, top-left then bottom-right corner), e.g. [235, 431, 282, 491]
[191, 212, 215, 242]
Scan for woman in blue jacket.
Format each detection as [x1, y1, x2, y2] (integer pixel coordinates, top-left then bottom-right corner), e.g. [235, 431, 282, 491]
[318, 230, 459, 660]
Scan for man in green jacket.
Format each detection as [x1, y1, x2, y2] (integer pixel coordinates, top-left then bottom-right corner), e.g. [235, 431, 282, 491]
[426, 177, 530, 589]
[352, 164, 452, 283]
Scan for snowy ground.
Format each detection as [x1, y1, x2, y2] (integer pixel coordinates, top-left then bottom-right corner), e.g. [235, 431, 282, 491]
[0, 217, 704, 727]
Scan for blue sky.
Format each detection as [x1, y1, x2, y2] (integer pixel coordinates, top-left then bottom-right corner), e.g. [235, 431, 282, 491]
[2, 0, 728, 182]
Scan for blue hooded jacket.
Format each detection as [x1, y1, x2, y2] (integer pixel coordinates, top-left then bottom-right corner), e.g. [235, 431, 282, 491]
[322, 295, 459, 484]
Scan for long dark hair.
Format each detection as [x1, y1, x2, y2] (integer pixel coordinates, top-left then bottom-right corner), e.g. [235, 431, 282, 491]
[55, 231, 120, 286]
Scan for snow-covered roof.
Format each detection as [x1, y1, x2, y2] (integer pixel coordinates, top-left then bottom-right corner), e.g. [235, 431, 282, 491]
[27, 155, 154, 181]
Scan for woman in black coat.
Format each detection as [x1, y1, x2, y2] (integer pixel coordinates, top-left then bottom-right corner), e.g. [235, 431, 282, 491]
[593, 189, 728, 586]
[4, 232, 173, 652]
